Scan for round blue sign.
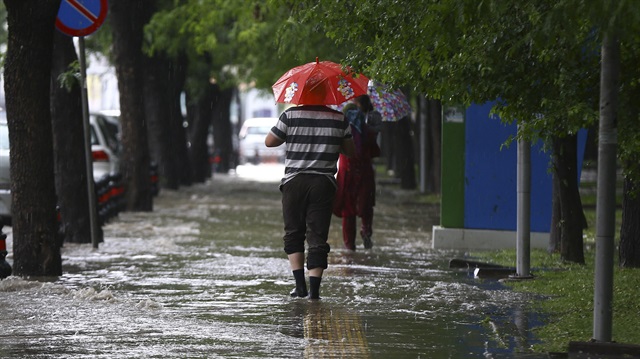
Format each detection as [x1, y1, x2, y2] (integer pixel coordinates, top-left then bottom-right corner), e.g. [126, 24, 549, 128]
[56, 0, 108, 37]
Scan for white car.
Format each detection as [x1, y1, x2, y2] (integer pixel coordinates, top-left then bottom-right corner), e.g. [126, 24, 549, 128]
[238, 117, 285, 165]
[0, 112, 11, 226]
[0, 110, 122, 226]
[90, 111, 121, 180]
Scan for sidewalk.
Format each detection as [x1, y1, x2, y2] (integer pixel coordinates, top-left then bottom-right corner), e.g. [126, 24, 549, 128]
[0, 167, 550, 358]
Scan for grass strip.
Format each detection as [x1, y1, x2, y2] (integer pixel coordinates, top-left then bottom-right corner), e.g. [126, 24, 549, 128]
[472, 248, 640, 353]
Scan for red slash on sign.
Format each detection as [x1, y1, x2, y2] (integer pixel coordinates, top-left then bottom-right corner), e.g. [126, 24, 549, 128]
[56, 0, 108, 37]
[67, 0, 99, 23]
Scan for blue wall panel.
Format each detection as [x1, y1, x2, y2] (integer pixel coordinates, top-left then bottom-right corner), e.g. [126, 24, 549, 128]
[463, 103, 553, 232]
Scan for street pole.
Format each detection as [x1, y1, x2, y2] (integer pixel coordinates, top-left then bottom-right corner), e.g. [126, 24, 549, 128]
[513, 132, 532, 279]
[78, 37, 100, 249]
[593, 32, 619, 342]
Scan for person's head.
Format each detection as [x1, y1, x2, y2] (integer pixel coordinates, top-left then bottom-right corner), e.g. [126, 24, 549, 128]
[354, 95, 374, 113]
[342, 103, 358, 114]
[342, 103, 364, 128]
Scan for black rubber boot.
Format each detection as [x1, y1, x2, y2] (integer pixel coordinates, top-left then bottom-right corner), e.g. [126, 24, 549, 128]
[290, 269, 308, 297]
[309, 276, 322, 300]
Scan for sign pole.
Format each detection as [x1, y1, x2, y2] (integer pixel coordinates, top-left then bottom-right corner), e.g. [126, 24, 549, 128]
[78, 37, 100, 249]
[57, 0, 109, 248]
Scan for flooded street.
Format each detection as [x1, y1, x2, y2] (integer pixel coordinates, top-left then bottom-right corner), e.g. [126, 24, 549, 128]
[1, 164, 548, 358]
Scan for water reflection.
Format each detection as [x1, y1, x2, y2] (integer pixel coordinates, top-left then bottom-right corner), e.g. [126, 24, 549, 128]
[303, 302, 371, 358]
[280, 300, 372, 358]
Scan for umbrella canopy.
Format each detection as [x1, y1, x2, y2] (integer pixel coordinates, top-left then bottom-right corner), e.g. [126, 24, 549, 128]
[272, 58, 369, 106]
[368, 81, 412, 122]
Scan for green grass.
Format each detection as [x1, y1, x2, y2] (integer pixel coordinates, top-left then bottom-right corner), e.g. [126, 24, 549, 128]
[470, 187, 640, 354]
[473, 246, 640, 353]
[399, 156, 640, 353]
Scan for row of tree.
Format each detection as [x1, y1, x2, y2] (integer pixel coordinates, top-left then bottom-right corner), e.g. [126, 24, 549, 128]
[2, 0, 237, 276]
[3, 1, 639, 276]
[2, 0, 437, 277]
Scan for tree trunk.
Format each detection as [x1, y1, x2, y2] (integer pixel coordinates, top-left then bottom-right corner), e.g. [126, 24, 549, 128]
[144, 52, 180, 190]
[109, 0, 153, 211]
[50, 31, 100, 244]
[549, 170, 561, 253]
[3, 0, 62, 276]
[188, 83, 215, 183]
[394, 116, 416, 189]
[172, 72, 192, 186]
[552, 134, 587, 264]
[618, 96, 640, 267]
[427, 98, 442, 193]
[381, 122, 395, 174]
[211, 85, 234, 173]
[619, 172, 640, 267]
[170, 53, 191, 186]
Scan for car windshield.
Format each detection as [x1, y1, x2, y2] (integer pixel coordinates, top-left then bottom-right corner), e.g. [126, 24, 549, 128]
[246, 126, 271, 135]
[95, 115, 120, 153]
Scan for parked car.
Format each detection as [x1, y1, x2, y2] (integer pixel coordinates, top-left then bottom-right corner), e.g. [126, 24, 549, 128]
[0, 111, 11, 226]
[90, 110, 121, 180]
[238, 117, 285, 165]
[93, 110, 160, 196]
[0, 110, 123, 226]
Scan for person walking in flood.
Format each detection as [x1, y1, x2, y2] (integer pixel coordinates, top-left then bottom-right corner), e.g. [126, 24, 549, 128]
[333, 103, 380, 250]
[266, 75, 357, 299]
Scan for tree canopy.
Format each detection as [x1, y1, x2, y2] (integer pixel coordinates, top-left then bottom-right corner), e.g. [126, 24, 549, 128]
[290, 1, 639, 140]
[143, 0, 350, 96]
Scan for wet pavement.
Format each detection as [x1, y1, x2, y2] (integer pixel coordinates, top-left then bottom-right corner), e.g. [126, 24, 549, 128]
[1, 164, 551, 358]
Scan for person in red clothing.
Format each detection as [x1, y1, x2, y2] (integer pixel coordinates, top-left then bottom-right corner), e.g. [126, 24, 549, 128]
[333, 102, 381, 250]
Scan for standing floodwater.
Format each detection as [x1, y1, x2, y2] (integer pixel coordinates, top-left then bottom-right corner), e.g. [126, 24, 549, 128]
[0, 164, 546, 358]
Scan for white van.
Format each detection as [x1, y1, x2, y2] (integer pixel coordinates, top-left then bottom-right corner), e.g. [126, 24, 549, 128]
[238, 117, 285, 165]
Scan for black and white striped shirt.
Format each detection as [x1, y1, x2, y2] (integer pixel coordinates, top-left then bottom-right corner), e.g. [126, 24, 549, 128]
[270, 105, 352, 186]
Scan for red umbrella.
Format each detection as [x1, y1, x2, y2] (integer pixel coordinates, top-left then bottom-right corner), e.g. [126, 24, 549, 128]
[272, 58, 369, 106]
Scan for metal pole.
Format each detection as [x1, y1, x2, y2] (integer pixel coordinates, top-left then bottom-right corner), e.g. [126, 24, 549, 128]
[514, 135, 532, 279]
[78, 37, 100, 249]
[593, 33, 619, 342]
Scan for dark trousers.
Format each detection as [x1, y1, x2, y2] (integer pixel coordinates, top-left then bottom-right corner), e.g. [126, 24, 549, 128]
[281, 174, 335, 270]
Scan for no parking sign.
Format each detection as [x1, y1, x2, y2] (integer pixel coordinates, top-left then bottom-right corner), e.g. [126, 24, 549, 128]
[56, 0, 108, 37]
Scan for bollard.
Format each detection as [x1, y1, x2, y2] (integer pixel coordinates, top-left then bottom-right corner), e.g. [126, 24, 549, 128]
[0, 231, 12, 279]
